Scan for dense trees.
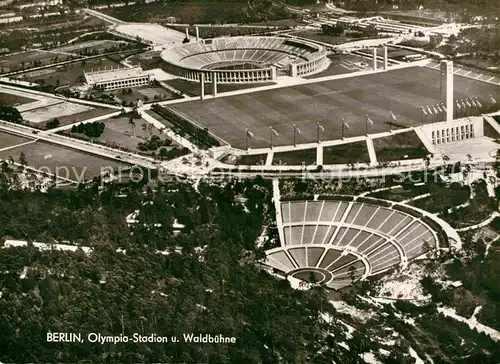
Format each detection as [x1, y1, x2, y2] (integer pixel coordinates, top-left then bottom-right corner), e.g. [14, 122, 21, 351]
[0, 105, 23, 124]
[0, 177, 362, 363]
[71, 122, 105, 138]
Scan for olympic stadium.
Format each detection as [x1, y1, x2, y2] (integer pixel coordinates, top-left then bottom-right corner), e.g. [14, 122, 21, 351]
[160, 36, 329, 83]
[263, 196, 459, 290]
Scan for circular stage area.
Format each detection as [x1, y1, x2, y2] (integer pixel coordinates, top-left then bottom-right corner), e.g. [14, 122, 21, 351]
[264, 197, 455, 290]
[160, 36, 328, 83]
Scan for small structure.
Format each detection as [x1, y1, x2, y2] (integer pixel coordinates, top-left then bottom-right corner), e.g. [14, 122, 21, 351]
[84, 66, 151, 91]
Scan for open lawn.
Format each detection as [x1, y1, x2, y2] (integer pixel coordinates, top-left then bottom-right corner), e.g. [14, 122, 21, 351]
[169, 66, 500, 149]
[65, 116, 167, 152]
[0, 92, 36, 106]
[322, 141, 369, 164]
[368, 186, 429, 202]
[165, 78, 274, 97]
[373, 131, 429, 162]
[0, 140, 130, 181]
[18, 57, 121, 87]
[0, 131, 33, 150]
[0, 50, 60, 73]
[272, 148, 316, 165]
[111, 86, 176, 105]
[55, 40, 128, 54]
[21, 102, 93, 124]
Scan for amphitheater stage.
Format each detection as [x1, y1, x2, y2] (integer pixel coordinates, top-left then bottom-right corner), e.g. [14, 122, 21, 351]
[169, 66, 500, 150]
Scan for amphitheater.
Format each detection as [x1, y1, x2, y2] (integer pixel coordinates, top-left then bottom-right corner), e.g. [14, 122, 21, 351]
[160, 36, 329, 83]
[264, 196, 458, 290]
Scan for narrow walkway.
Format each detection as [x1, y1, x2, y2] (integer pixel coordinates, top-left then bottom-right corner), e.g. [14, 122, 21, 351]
[400, 193, 430, 205]
[366, 137, 378, 166]
[272, 179, 286, 247]
[140, 110, 197, 151]
[455, 211, 500, 232]
[414, 126, 438, 155]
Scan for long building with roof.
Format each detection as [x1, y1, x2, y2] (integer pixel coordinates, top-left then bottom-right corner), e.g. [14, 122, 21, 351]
[83, 66, 151, 91]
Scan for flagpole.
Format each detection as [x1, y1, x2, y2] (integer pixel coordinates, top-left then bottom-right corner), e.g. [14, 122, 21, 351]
[389, 110, 392, 133]
[269, 126, 273, 149]
[365, 115, 368, 136]
[245, 128, 249, 150]
[293, 124, 296, 147]
[316, 122, 320, 143]
[341, 118, 344, 140]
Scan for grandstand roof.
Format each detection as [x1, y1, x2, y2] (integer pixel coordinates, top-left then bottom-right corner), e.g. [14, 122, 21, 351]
[84, 67, 148, 85]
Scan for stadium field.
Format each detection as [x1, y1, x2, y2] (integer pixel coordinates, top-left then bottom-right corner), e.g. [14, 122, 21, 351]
[170, 66, 500, 149]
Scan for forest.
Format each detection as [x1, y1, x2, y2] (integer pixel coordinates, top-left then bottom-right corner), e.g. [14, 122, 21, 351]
[0, 168, 499, 361]
[0, 175, 372, 363]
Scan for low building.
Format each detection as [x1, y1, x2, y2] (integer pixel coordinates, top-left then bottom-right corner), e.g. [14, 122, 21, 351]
[84, 67, 152, 91]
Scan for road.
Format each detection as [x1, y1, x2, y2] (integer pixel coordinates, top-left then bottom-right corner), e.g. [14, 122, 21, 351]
[0, 120, 157, 169]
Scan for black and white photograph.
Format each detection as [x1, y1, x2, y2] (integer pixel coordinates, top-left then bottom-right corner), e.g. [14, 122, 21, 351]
[0, 0, 500, 362]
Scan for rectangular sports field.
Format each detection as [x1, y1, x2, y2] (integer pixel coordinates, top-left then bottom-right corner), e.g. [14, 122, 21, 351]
[170, 66, 500, 149]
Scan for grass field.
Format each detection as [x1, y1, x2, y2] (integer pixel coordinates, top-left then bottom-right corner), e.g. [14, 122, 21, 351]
[272, 148, 316, 165]
[0, 92, 36, 106]
[0, 50, 58, 73]
[170, 66, 500, 149]
[322, 141, 369, 164]
[0, 140, 130, 181]
[21, 103, 93, 124]
[0, 131, 33, 149]
[373, 131, 429, 162]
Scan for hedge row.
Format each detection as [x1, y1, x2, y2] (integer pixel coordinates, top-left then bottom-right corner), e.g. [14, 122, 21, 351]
[356, 197, 392, 207]
[421, 215, 449, 248]
[317, 195, 354, 202]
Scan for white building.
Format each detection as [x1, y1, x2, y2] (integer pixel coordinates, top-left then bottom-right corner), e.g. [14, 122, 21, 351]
[84, 66, 152, 91]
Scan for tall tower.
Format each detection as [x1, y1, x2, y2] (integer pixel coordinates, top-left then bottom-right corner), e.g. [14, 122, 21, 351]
[440, 60, 454, 122]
